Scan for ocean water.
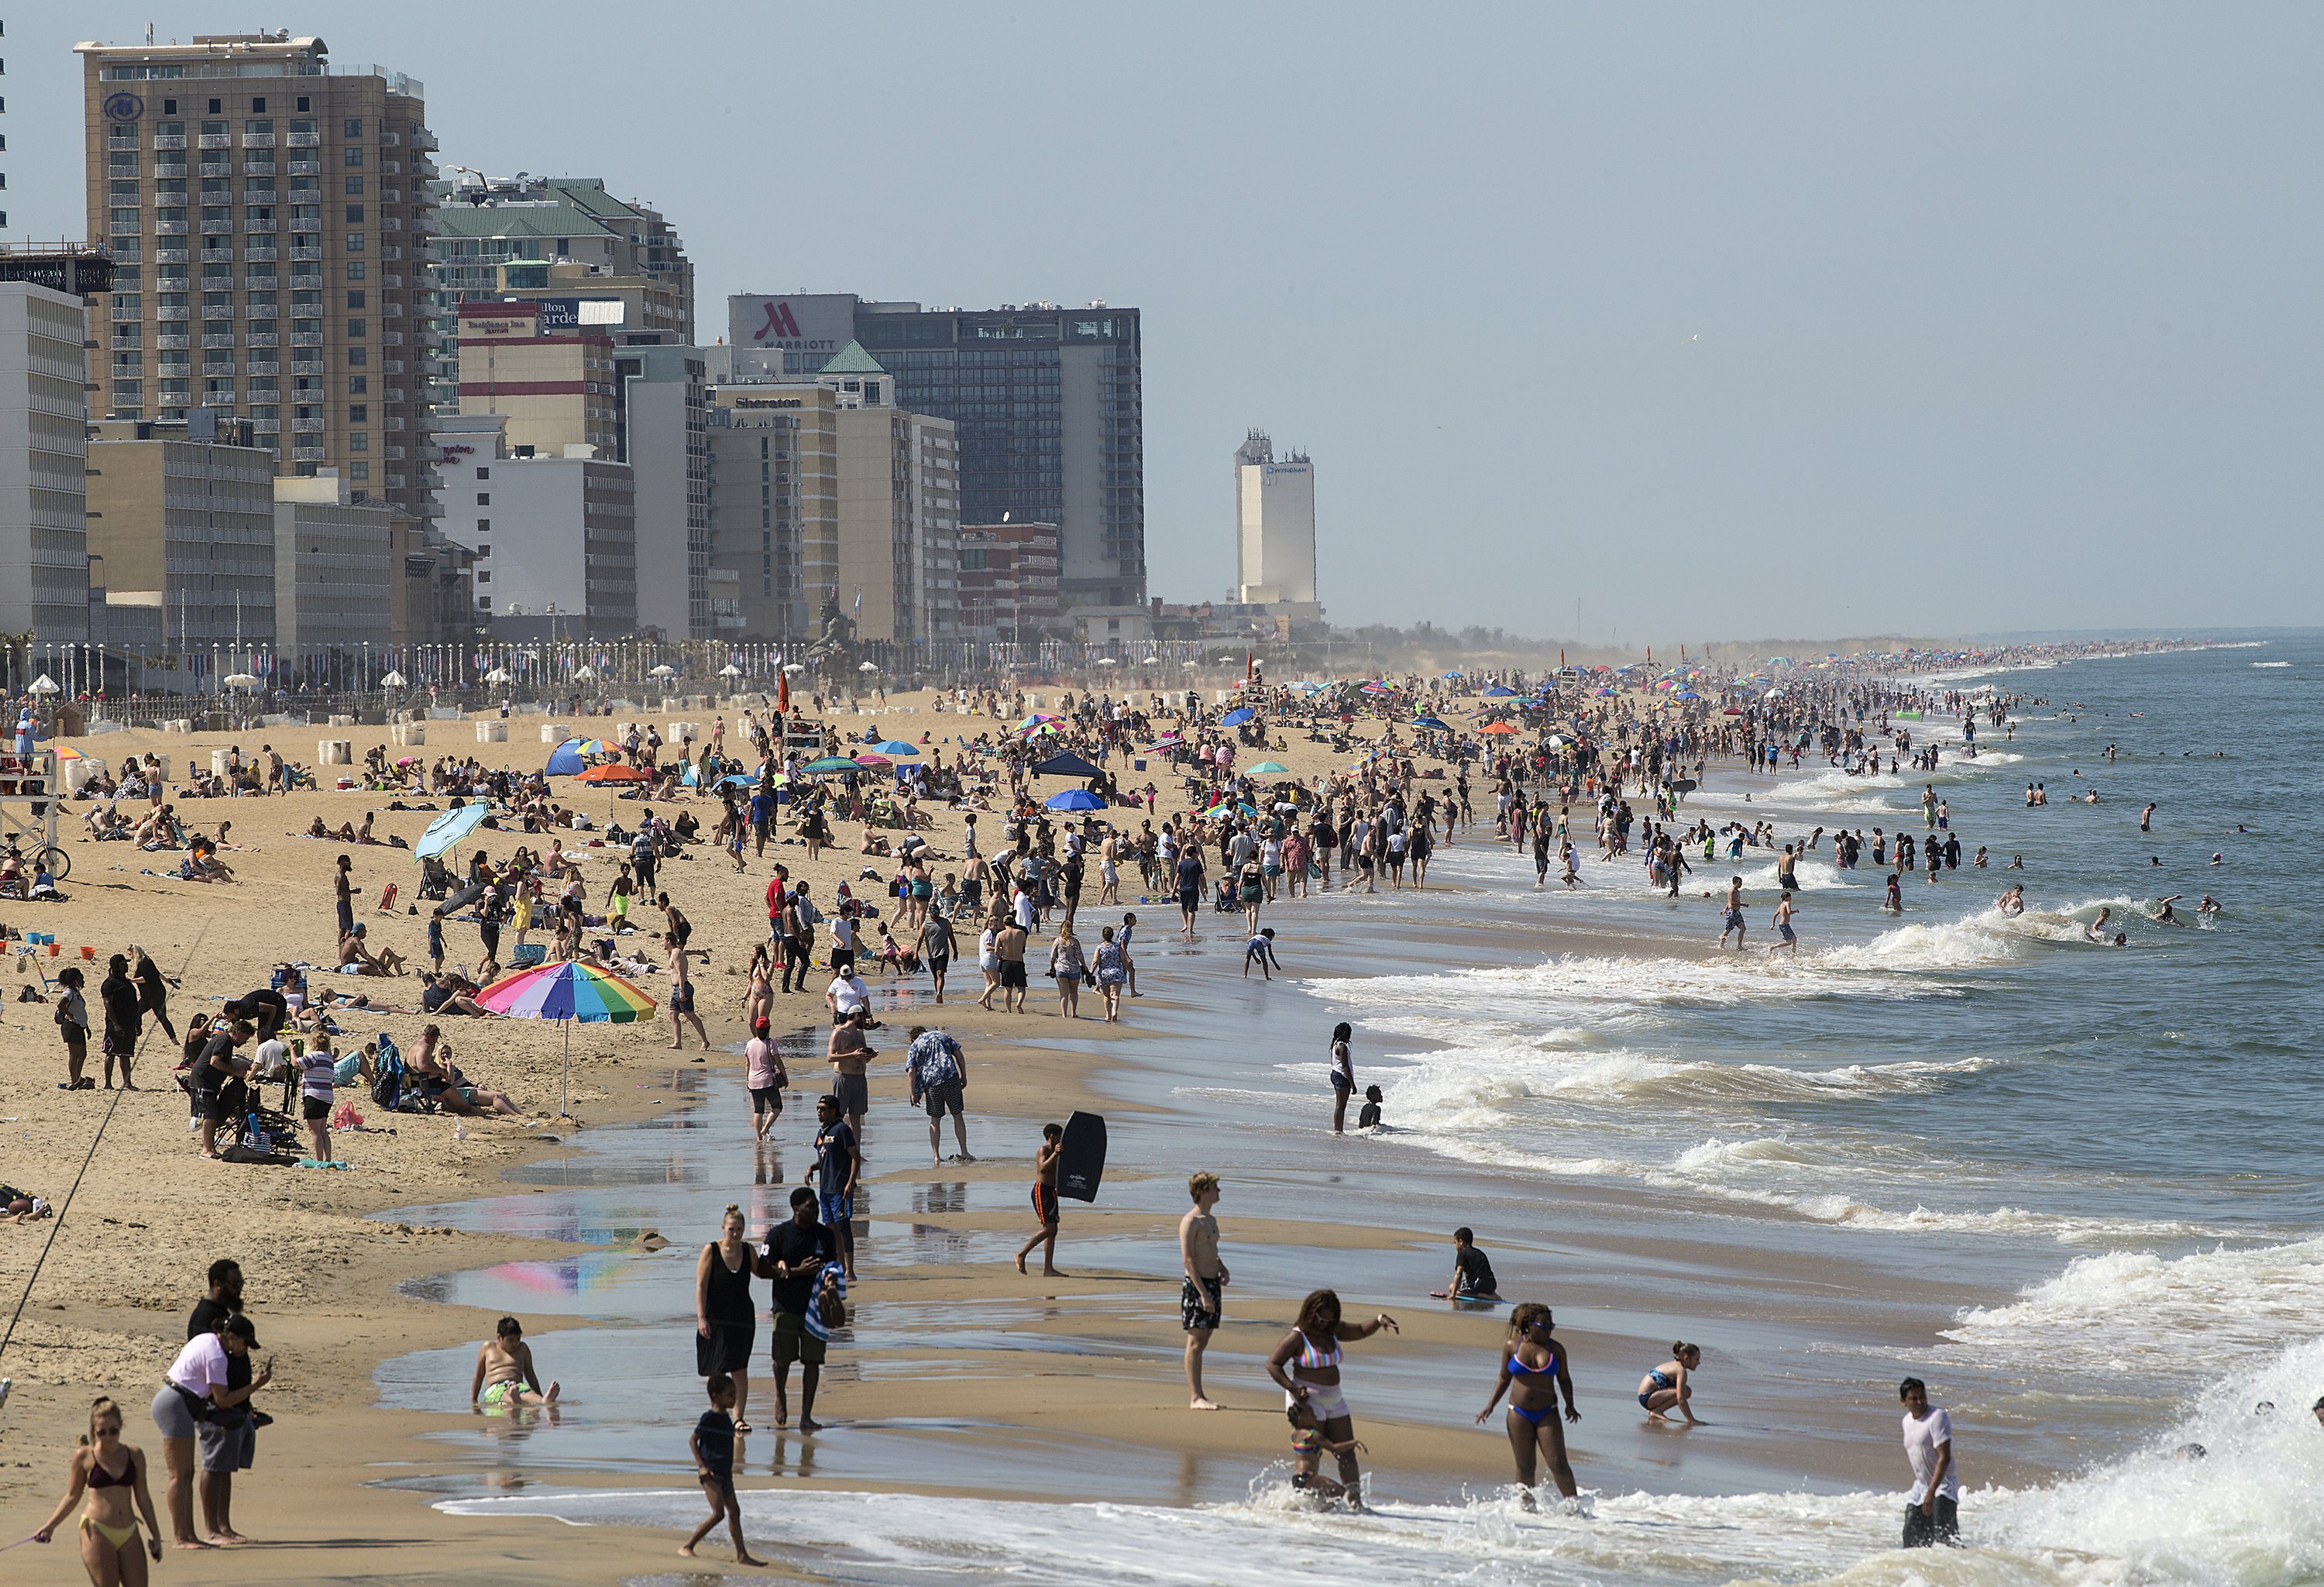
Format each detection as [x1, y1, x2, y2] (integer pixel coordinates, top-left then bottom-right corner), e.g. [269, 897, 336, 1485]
[411, 634, 2324, 1585]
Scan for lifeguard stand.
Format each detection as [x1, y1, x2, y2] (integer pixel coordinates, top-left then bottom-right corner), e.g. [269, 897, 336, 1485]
[0, 747, 67, 880]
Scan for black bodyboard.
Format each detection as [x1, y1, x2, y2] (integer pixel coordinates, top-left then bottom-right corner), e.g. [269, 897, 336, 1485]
[1057, 1111, 1107, 1203]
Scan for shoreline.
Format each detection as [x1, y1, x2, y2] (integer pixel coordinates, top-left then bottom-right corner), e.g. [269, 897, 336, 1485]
[0, 664, 2250, 1583]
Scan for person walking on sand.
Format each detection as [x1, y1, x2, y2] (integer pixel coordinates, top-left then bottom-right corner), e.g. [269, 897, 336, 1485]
[1014, 1122, 1066, 1276]
[1899, 1376, 1960, 1547]
[1329, 1022, 1356, 1134]
[694, 1207, 758, 1431]
[471, 1316, 561, 1411]
[1474, 1302, 1580, 1505]
[679, 1372, 764, 1565]
[1181, 1172, 1229, 1409]
[1638, 1341, 1703, 1424]
[810, 1093, 860, 1282]
[906, 1025, 973, 1165]
[666, 932, 709, 1052]
[757, 1186, 838, 1431]
[1048, 921, 1085, 1017]
[995, 917, 1030, 1014]
[1267, 1290, 1398, 1511]
[31, 1396, 163, 1579]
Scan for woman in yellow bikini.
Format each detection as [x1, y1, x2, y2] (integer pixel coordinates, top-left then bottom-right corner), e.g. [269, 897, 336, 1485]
[33, 1396, 163, 1582]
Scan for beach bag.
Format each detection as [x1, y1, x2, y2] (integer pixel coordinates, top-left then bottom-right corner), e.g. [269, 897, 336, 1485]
[370, 1048, 419, 1112]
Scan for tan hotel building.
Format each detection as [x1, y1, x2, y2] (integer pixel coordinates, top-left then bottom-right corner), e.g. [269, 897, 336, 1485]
[76, 33, 445, 527]
[454, 300, 618, 459]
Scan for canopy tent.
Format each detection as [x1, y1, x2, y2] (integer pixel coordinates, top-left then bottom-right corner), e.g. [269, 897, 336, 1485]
[1032, 752, 1103, 779]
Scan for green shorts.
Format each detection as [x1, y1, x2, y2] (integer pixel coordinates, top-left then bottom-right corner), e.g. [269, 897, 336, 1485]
[772, 1309, 826, 1368]
[480, 1380, 515, 1409]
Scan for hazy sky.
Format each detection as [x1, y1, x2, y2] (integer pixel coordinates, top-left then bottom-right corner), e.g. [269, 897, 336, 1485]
[23, 4, 2323, 643]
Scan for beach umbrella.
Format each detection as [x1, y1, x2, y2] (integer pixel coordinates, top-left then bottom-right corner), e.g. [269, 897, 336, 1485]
[1046, 789, 1105, 812]
[223, 673, 260, 689]
[1478, 721, 1521, 735]
[1483, 685, 1518, 697]
[1033, 752, 1102, 778]
[1592, 687, 1616, 698]
[648, 664, 677, 679]
[871, 740, 920, 756]
[570, 666, 596, 683]
[414, 802, 490, 861]
[1221, 706, 1256, 726]
[379, 670, 407, 688]
[1095, 657, 1120, 667]
[473, 959, 657, 1117]
[485, 667, 513, 685]
[576, 763, 651, 785]
[1674, 690, 1701, 701]
[1142, 656, 1162, 666]
[858, 661, 881, 673]
[853, 754, 893, 767]
[27, 674, 60, 695]
[1248, 761, 1289, 775]
[49, 742, 86, 761]
[803, 756, 859, 774]
[782, 663, 807, 675]
[1411, 716, 1450, 732]
[718, 663, 744, 678]
[1015, 714, 1061, 731]
[1147, 735, 1184, 750]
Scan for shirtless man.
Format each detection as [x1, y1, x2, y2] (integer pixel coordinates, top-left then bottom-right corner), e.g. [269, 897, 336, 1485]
[1717, 876, 1746, 948]
[667, 932, 710, 1051]
[337, 924, 404, 977]
[2084, 907, 2114, 942]
[469, 1316, 559, 1409]
[1179, 1172, 1229, 1410]
[827, 1009, 875, 1141]
[1770, 892, 1800, 955]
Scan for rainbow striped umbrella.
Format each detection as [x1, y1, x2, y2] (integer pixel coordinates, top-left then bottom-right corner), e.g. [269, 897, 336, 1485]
[474, 959, 658, 1116]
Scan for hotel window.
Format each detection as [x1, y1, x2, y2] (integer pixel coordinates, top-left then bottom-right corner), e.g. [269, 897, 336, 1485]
[348, 404, 368, 423]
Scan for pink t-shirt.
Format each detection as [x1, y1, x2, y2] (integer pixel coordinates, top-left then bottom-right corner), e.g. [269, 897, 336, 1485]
[746, 1037, 781, 1090]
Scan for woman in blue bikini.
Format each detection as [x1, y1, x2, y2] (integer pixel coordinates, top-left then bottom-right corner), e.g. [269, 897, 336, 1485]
[1473, 1302, 1580, 1502]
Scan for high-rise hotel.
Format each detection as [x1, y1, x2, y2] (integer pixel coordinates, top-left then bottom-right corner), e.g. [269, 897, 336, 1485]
[74, 33, 444, 525]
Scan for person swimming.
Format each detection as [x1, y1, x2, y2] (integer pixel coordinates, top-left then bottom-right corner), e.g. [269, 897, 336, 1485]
[2085, 907, 2113, 942]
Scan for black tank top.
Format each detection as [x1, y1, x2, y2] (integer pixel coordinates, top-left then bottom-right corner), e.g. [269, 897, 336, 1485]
[702, 1242, 754, 1324]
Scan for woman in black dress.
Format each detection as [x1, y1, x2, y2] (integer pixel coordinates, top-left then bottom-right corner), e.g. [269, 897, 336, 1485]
[694, 1205, 758, 1431]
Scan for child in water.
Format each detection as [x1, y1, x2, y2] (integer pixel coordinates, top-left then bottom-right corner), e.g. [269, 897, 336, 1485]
[1356, 1085, 1384, 1130]
[1286, 1397, 1366, 1504]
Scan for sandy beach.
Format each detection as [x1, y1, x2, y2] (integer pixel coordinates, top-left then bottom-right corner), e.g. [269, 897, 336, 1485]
[1, 656, 2278, 1585]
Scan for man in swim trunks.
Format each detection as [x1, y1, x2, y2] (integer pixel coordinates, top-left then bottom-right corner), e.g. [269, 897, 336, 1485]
[1771, 893, 1800, 955]
[470, 1315, 559, 1409]
[1180, 1172, 1229, 1409]
[1718, 876, 1746, 948]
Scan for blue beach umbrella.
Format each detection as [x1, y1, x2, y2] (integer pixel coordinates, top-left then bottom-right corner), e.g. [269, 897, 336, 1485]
[871, 740, 920, 756]
[1046, 789, 1105, 812]
[1221, 706, 1256, 726]
[414, 801, 489, 862]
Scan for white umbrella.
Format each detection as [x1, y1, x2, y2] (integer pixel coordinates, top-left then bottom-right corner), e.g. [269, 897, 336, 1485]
[223, 673, 260, 688]
[782, 663, 806, 675]
[26, 674, 60, 695]
[1142, 656, 1161, 666]
[858, 661, 880, 673]
[649, 664, 676, 679]
[718, 663, 744, 677]
[1096, 657, 1120, 666]
[571, 666, 597, 682]
[379, 670, 407, 688]
[485, 667, 513, 684]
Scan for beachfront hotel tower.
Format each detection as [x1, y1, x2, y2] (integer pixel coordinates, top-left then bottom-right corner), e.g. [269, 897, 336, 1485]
[1233, 429, 1318, 608]
[75, 32, 444, 531]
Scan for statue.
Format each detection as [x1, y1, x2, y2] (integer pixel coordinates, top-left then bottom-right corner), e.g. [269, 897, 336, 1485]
[801, 590, 858, 685]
